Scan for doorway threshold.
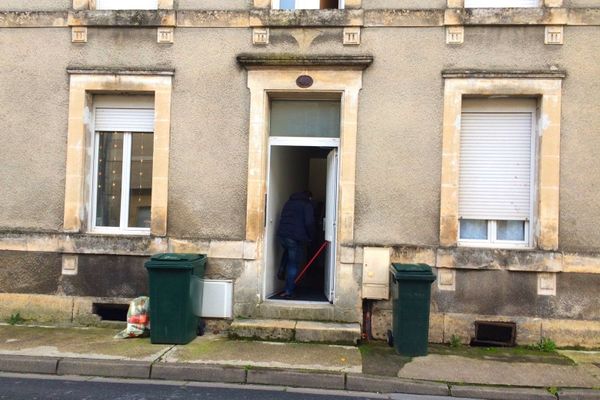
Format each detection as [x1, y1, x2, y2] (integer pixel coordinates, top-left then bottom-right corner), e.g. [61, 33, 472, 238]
[266, 298, 330, 305]
[268, 287, 328, 303]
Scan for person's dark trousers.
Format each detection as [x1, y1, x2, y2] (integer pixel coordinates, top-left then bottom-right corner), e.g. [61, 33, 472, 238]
[278, 236, 302, 296]
[278, 248, 288, 280]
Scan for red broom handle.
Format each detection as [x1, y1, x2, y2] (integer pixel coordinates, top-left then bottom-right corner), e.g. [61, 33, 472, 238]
[294, 241, 329, 284]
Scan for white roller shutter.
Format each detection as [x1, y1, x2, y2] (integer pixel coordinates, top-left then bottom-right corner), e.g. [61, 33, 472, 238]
[464, 0, 539, 7]
[95, 108, 154, 132]
[459, 111, 533, 221]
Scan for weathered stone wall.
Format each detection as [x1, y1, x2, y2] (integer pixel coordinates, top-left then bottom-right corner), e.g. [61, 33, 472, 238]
[370, 268, 600, 346]
[565, 0, 598, 7]
[0, 7, 599, 336]
[0, 251, 62, 294]
[0, 29, 70, 231]
[59, 255, 149, 298]
[362, 0, 446, 9]
[433, 270, 600, 320]
[0, 0, 70, 11]
[177, 0, 250, 9]
[1, 22, 600, 249]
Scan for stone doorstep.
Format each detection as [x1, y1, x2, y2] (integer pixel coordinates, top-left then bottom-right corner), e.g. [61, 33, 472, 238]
[229, 318, 361, 344]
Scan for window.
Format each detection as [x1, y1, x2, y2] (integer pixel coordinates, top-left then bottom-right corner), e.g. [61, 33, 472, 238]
[95, 0, 158, 10]
[272, 0, 343, 10]
[270, 100, 341, 137]
[91, 96, 154, 234]
[458, 98, 536, 248]
[464, 0, 539, 7]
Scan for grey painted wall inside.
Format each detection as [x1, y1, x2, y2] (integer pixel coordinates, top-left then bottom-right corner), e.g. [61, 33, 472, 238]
[0, 25, 600, 250]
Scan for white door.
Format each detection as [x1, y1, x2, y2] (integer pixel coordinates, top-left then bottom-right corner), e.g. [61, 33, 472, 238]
[323, 148, 338, 302]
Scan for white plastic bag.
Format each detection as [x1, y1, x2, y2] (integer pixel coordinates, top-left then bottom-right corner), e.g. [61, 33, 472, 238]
[114, 296, 150, 339]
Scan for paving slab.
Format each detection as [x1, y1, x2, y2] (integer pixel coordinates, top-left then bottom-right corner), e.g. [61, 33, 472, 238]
[346, 374, 449, 396]
[57, 358, 151, 379]
[246, 369, 345, 390]
[151, 363, 246, 383]
[450, 385, 556, 400]
[0, 354, 58, 374]
[398, 354, 600, 388]
[559, 351, 600, 365]
[558, 388, 600, 400]
[0, 325, 171, 361]
[164, 334, 362, 373]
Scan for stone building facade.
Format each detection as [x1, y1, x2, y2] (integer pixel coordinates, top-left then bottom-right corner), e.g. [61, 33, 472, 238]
[0, 0, 599, 347]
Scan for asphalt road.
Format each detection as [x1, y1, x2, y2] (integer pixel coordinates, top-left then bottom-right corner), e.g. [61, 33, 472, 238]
[0, 374, 459, 400]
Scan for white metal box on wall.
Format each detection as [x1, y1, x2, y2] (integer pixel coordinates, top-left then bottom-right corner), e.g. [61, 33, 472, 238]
[191, 279, 233, 319]
[362, 247, 391, 299]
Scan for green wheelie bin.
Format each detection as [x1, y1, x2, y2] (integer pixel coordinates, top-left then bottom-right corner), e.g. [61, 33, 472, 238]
[388, 263, 436, 357]
[145, 253, 207, 345]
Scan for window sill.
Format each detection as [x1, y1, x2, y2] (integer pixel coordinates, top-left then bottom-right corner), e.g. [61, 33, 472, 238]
[68, 9, 176, 27]
[252, 8, 363, 27]
[445, 7, 567, 26]
[88, 229, 151, 237]
[457, 241, 533, 251]
[438, 246, 563, 272]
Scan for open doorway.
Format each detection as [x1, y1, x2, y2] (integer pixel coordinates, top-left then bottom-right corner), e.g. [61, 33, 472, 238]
[264, 143, 338, 303]
[263, 97, 340, 303]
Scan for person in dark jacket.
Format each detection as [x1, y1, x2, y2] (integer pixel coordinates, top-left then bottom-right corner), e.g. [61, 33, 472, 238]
[277, 191, 315, 298]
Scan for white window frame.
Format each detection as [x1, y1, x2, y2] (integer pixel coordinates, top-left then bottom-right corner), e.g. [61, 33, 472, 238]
[457, 98, 538, 249]
[90, 96, 154, 236]
[464, 0, 540, 8]
[95, 0, 158, 10]
[271, 0, 345, 10]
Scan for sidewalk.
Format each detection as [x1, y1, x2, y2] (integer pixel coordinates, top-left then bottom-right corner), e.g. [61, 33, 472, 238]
[0, 324, 598, 400]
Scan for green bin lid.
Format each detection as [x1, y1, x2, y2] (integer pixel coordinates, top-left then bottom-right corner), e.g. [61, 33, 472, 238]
[391, 263, 432, 273]
[150, 253, 204, 262]
[390, 263, 435, 280]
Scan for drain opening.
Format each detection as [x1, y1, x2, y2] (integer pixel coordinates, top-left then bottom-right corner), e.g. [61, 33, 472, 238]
[470, 321, 516, 347]
[93, 303, 129, 322]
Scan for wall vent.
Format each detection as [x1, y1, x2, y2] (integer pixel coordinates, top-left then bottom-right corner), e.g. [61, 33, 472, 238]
[471, 321, 516, 347]
[93, 303, 129, 322]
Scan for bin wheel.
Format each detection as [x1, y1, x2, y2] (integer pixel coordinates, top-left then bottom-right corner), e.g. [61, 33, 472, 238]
[386, 330, 393, 347]
[197, 319, 206, 336]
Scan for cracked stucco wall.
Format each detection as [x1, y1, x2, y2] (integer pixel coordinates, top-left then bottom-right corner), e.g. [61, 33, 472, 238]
[1, 25, 600, 249]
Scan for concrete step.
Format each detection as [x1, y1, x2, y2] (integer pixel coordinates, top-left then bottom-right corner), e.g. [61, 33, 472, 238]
[229, 319, 361, 345]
